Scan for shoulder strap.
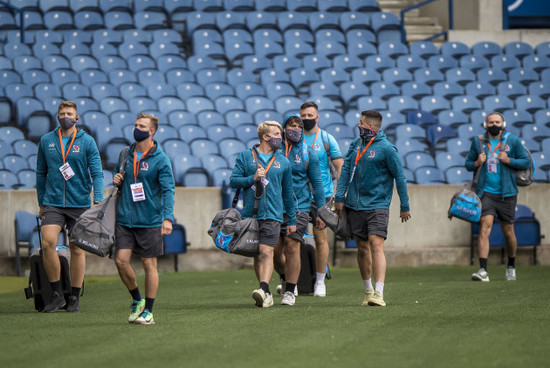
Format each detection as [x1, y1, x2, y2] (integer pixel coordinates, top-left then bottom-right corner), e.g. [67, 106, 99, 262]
[118, 146, 129, 176]
[321, 129, 331, 156]
[471, 136, 484, 190]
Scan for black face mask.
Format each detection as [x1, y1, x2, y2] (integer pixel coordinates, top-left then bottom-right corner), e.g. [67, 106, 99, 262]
[487, 125, 502, 136]
[302, 118, 317, 131]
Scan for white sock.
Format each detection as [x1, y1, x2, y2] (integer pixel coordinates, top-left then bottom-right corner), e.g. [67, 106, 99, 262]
[363, 278, 373, 290]
[375, 282, 384, 296]
[316, 272, 325, 284]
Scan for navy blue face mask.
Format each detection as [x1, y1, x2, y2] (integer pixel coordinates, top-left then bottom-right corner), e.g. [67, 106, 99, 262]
[133, 128, 150, 142]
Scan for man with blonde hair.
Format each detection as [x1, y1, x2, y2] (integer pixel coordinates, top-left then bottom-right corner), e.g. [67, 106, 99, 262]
[36, 100, 103, 313]
[113, 113, 175, 324]
[230, 121, 296, 308]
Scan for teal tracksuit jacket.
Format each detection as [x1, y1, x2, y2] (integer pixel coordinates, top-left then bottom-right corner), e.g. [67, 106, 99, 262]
[230, 146, 296, 225]
[335, 132, 410, 212]
[114, 142, 175, 228]
[36, 127, 103, 208]
[465, 132, 530, 198]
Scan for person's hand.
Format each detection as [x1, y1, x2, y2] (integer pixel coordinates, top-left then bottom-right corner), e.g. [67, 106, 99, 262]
[254, 168, 265, 181]
[113, 173, 124, 186]
[315, 217, 326, 230]
[400, 211, 411, 223]
[334, 202, 344, 217]
[39, 206, 44, 220]
[498, 151, 510, 164]
[476, 152, 486, 167]
[286, 225, 296, 235]
[161, 220, 173, 235]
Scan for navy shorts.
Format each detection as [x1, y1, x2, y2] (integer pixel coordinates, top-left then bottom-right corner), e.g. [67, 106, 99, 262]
[347, 208, 390, 241]
[115, 224, 164, 258]
[257, 219, 281, 247]
[481, 192, 517, 224]
[280, 211, 309, 243]
[42, 205, 87, 233]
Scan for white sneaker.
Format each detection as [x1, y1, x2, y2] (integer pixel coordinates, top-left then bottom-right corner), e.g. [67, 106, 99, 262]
[276, 282, 285, 295]
[471, 268, 490, 282]
[505, 266, 516, 281]
[313, 281, 326, 297]
[281, 291, 296, 306]
[252, 289, 274, 308]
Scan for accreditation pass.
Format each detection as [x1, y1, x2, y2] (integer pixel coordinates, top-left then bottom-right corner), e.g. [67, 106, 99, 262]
[131, 182, 146, 202]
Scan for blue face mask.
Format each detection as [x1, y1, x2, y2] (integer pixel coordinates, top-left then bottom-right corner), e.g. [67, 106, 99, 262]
[133, 128, 150, 142]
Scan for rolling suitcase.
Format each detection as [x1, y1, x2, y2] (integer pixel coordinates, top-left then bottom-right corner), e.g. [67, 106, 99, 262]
[297, 234, 316, 295]
[24, 216, 72, 312]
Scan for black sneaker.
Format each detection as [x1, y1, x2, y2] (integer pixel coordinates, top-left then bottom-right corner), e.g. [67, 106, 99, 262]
[66, 296, 80, 313]
[42, 292, 66, 313]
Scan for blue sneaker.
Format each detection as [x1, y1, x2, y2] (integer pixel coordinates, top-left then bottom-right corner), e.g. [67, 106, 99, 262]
[134, 309, 155, 325]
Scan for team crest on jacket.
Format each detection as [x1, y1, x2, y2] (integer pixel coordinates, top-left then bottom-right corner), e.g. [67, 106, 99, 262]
[294, 155, 301, 164]
[313, 143, 321, 151]
[274, 161, 281, 169]
[368, 150, 376, 159]
[504, 144, 510, 152]
[141, 162, 149, 171]
[72, 145, 80, 153]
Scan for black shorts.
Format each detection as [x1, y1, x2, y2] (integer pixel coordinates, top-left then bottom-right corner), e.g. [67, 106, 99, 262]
[115, 224, 164, 258]
[481, 192, 517, 224]
[309, 197, 332, 223]
[347, 208, 390, 241]
[280, 212, 309, 243]
[257, 219, 281, 247]
[42, 206, 87, 232]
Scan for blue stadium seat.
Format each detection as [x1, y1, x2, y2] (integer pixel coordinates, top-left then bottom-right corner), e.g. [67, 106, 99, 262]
[290, 68, 320, 91]
[365, 54, 395, 72]
[273, 55, 302, 73]
[395, 124, 426, 146]
[340, 82, 370, 108]
[0, 127, 25, 145]
[496, 81, 527, 99]
[324, 123, 354, 140]
[445, 68, 476, 86]
[5, 84, 33, 102]
[265, 82, 295, 101]
[34, 83, 61, 101]
[98, 56, 127, 73]
[476, 67, 507, 86]
[431, 81, 463, 100]
[515, 95, 546, 113]
[186, 96, 215, 115]
[409, 41, 439, 60]
[415, 167, 445, 184]
[133, 11, 167, 30]
[22, 69, 51, 87]
[82, 110, 109, 127]
[166, 69, 196, 86]
[471, 41, 501, 59]
[162, 139, 191, 161]
[357, 96, 386, 111]
[315, 30, 346, 45]
[440, 41, 470, 59]
[224, 0, 254, 11]
[445, 166, 471, 184]
[427, 54, 458, 72]
[118, 42, 148, 60]
[378, 41, 408, 59]
[0, 170, 19, 189]
[74, 10, 104, 30]
[147, 83, 177, 100]
[90, 43, 117, 60]
[522, 124, 550, 142]
[234, 82, 264, 100]
[218, 138, 246, 158]
[451, 95, 482, 114]
[194, 0, 224, 12]
[108, 69, 137, 86]
[60, 83, 88, 101]
[167, 110, 197, 128]
[435, 152, 465, 172]
[407, 110, 436, 127]
[208, 124, 236, 143]
[302, 54, 332, 72]
[371, 12, 400, 43]
[246, 11, 277, 31]
[464, 81, 495, 99]
[532, 151, 550, 170]
[382, 67, 413, 86]
[128, 55, 156, 73]
[99, 97, 129, 115]
[522, 54, 550, 72]
[138, 69, 167, 85]
[196, 111, 225, 128]
[255, 0, 286, 12]
[190, 138, 219, 156]
[536, 41, 550, 57]
[63, 29, 93, 43]
[284, 39, 314, 58]
[528, 81, 550, 99]
[396, 55, 426, 72]
[320, 68, 349, 86]
[370, 81, 400, 100]
[182, 169, 211, 187]
[43, 97, 64, 116]
[420, 95, 451, 114]
[204, 82, 233, 101]
[340, 11, 373, 32]
[242, 55, 272, 74]
[43, 10, 74, 30]
[378, 110, 406, 131]
[388, 96, 418, 114]
[172, 154, 202, 184]
[3, 42, 32, 59]
[186, 11, 217, 36]
[437, 110, 468, 128]
[217, 11, 247, 32]
[178, 125, 207, 143]
[70, 55, 99, 73]
[534, 109, 550, 127]
[225, 110, 253, 128]
[196, 68, 226, 86]
[157, 55, 187, 73]
[312, 96, 337, 111]
[346, 39, 378, 59]
[153, 125, 179, 145]
[128, 96, 157, 113]
[504, 41, 533, 60]
[215, 96, 244, 115]
[426, 124, 456, 149]
[459, 55, 490, 72]
[445, 137, 471, 157]
[245, 96, 275, 114]
[17, 169, 36, 189]
[227, 68, 256, 86]
[274, 96, 302, 116]
[201, 153, 229, 174]
[308, 12, 340, 32]
[32, 42, 60, 60]
[3, 154, 29, 172]
[118, 82, 145, 100]
[508, 67, 539, 86]
[235, 124, 259, 142]
[404, 151, 436, 171]
[316, 40, 347, 59]
[345, 29, 376, 47]
[350, 68, 381, 85]
[413, 68, 444, 86]
[333, 54, 363, 72]
[483, 95, 514, 112]
[15, 97, 43, 127]
[309, 82, 340, 100]
[457, 122, 485, 140]
[490, 54, 520, 72]
[520, 137, 540, 152]
[93, 123, 123, 151]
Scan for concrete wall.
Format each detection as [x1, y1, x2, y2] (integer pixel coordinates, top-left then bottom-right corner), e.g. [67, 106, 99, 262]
[418, 0, 502, 31]
[2, 184, 549, 275]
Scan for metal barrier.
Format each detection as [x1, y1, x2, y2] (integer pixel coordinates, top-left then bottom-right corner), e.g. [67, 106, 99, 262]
[400, 0, 453, 44]
[0, 0, 25, 43]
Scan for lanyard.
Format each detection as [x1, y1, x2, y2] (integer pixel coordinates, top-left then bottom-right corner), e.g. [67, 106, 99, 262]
[58, 128, 76, 163]
[487, 140, 502, 157]
[133, 141, 154, 182]
[251, 150, 276, 176]
[354, 136, 376, 166]
[284, 139, 293, 158]
[309, 127, 320, 149]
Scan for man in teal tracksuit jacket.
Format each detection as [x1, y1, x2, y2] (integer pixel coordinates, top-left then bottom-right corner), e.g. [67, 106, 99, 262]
[113, 113, 175, 325]
[36, 100, 103, 313]
[273, 114, 326, 305]
[230, 120, 296, 308]
[465, 111, 530, 283]
[334, 110, 411, 307]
